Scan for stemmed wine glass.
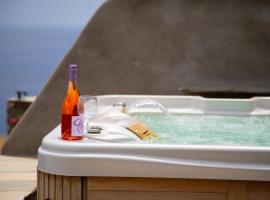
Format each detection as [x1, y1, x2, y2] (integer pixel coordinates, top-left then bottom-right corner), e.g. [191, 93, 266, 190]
[78, 95, 98, 136]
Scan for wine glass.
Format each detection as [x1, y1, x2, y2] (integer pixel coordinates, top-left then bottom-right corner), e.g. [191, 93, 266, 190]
[78, 95, 98, 136]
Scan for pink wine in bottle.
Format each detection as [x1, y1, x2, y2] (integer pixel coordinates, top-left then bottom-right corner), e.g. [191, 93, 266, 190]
[61, 64, 83, 140]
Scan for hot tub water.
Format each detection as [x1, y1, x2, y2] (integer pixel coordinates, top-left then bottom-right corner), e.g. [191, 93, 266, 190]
[132, 114, 270, 147]
[127, 99, 270, 147]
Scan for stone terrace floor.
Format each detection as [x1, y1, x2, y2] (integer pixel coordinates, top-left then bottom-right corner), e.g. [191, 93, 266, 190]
[0, 139, 37, 200]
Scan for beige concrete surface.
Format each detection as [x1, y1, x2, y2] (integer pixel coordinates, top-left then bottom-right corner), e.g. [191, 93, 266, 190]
[0, 155, 37, 200]
[2, 0, 270, 156]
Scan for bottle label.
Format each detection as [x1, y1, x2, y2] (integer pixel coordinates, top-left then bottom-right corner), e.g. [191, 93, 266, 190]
[71, 116, 84, 136]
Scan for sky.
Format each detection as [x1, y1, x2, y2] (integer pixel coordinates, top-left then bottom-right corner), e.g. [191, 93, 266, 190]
[0, 0, 106, 27]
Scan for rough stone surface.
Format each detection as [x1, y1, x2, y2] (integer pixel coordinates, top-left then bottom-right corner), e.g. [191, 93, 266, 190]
[2, 0, 270, 156]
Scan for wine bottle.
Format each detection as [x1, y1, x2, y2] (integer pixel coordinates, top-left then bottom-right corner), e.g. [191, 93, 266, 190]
[61, 64, 83, 140]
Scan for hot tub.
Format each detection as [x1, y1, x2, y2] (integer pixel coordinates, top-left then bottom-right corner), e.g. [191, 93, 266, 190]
[37, 95, 270, 200]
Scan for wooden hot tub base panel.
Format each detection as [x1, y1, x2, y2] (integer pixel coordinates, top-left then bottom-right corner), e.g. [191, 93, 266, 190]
[37, 170, 270, 200]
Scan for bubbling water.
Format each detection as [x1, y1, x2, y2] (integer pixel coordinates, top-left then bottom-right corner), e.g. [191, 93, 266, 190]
[131, 114, 270, 147]
[126, 99, 270, 147]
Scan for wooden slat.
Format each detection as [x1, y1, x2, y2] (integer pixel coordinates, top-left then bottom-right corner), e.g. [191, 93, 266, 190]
[82, 177, 88, 200]
[63, 176, 71, 200]
[71, 177, 82, 200]
[248, 181, 270, 200]
[55, 175, 63, 200]
[88, 177, 229, 193]
[88, 191, 227, 200]
[38, 171, 44, 200]
[49, 174, 55, 200]
[37, 170, 40, 199]
[44, 172, 49, 199]
[228, 181, 248, 200]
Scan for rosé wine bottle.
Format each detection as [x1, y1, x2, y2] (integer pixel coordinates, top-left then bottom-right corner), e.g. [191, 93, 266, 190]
[61, 64, 83, 140]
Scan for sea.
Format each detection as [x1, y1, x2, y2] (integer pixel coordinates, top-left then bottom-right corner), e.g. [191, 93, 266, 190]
[0, 26, 82, 136]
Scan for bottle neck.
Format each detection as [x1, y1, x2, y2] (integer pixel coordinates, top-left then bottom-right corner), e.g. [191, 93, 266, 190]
[69, 69, 77, 82]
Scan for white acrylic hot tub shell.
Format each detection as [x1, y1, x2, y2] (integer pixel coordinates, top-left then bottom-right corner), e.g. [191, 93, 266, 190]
[38, 95, 270, 181]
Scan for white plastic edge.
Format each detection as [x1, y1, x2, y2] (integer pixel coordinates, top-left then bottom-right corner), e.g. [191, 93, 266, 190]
[38, 95, 270, 181]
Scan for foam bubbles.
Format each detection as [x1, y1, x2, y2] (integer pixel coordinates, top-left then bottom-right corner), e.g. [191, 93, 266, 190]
[132, 114, 270, 147]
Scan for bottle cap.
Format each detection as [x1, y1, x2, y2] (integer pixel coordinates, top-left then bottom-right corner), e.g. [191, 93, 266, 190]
[69, 64, 77, 81]
[69, 64, 77, 70]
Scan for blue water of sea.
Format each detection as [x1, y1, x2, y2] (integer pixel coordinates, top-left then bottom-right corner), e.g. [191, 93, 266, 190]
[0, 26, 82, 136]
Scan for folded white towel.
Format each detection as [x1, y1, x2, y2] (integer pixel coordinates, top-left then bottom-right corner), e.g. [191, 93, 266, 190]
[87, 123, 140, 143]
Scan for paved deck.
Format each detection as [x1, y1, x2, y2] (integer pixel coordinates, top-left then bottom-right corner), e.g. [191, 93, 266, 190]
[0, 155, 37, 200]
